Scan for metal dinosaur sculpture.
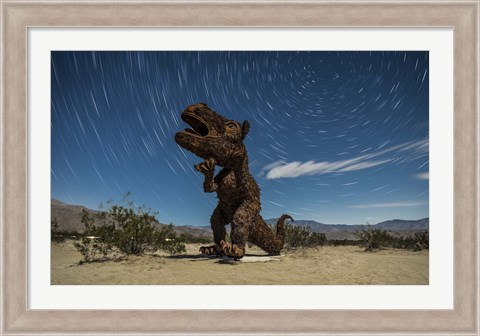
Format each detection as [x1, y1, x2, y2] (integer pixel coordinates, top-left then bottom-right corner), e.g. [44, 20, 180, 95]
[175, 103, 292, 259]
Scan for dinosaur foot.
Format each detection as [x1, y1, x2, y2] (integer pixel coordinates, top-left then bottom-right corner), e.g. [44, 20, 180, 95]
[199, 244, 223, 257]
[220, 240, 245, 260]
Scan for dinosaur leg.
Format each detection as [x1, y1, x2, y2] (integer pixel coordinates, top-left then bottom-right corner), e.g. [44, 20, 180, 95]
[199, 206, 226, 257]
[221, 203, 254, 259]
[211, 205, 227, 245]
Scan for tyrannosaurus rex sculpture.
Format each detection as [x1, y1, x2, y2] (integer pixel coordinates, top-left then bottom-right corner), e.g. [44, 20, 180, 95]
[175, 103, 292, 259]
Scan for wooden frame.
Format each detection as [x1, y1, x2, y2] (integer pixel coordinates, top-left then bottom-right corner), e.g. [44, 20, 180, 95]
[1, 1, 478, 334]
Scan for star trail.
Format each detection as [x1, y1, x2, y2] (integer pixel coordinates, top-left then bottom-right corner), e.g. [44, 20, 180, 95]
[51, 51, 429, 225]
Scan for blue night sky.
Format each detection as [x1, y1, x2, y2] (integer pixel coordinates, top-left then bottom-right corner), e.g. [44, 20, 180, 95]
[51, 51, 429, 226]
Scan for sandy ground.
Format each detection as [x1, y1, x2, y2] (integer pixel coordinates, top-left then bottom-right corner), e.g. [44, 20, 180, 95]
[51, 240, 428, 285]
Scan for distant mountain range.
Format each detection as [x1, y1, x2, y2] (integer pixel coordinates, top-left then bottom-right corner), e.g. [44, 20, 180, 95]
[51, 199, 212, 237]
[51, 199, 428, 240]
[265, 217, 429, 240]
[51, 199, 101, 233]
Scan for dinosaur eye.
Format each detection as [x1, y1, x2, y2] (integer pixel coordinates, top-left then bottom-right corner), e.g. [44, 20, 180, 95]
[225, 121, 239, 133]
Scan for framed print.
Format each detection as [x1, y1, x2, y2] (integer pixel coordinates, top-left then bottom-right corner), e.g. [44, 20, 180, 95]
[1, 1, 478, 335]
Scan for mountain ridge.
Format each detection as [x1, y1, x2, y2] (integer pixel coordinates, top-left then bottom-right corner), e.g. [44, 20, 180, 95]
[51, 199, 428, 239]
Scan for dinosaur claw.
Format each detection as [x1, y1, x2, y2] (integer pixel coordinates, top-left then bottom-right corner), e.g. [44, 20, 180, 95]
[195, 158, 216, 174]
[199, 244, 223, 257]
[205, 158, 216, 170]
[220, 241, 245, 258]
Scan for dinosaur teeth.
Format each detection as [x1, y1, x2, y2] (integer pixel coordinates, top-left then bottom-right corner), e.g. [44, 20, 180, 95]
[185, 128, 201, 136]
[181, 112, 210, 137]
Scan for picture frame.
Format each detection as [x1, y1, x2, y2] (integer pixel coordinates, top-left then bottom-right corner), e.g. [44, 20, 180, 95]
[1, 1, 478, 335]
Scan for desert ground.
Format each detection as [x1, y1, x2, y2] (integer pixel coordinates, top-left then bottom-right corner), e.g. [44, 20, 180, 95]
[51, 240, 428, 285]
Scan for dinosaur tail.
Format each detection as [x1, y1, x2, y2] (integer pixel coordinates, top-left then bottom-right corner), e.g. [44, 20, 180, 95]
[249, 214, 293, 255]
[275, 214, 293, 238]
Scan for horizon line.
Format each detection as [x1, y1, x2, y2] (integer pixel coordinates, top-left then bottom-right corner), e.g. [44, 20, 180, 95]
[51, 197, 428, 227]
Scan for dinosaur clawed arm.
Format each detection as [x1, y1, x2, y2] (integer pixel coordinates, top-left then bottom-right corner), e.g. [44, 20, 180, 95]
[194, 157, 215, 174]
[194, 158, 217, 192]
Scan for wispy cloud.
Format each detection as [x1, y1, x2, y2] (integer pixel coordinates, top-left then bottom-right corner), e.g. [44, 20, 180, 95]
[264, 139, 428, 180]
[262, 160, 285, 171]
[337, 159, 392, 172]
[349, 200, 428, 209]
[415, 172, 429, 180]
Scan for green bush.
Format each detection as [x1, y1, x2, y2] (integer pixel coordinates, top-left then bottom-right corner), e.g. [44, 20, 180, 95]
[155, 224, 189, 254]
[51, 217, 81, 242]
[51, 217, 66, 243]
[355, 225, 429, 252]
[74, 202, 186, 263]
[413, 231, 429, 251]
[284, 223, 326, 249]
[355, 225, 393, 251]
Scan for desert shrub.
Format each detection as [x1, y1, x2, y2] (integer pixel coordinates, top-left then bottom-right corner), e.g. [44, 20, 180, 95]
[284, 223, 326, 249]
[355, 225, 429, 251]
[51, 217, 66, 243]
[74, 208, 125, 262]
[155, 224, 188, 254]
[74, 201, 186, 263]
[413, 231, 429, 251]
[51, 217, 81, 242]
[109, 205, 159, 255]
[74, 236, 123, 263]
[355, 225, 395, 251]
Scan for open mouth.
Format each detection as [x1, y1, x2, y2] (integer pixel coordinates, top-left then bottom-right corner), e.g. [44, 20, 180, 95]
[181, 112, 211, 137]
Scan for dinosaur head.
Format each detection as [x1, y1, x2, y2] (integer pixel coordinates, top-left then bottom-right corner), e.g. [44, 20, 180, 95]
[175, 103, 250, 168]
